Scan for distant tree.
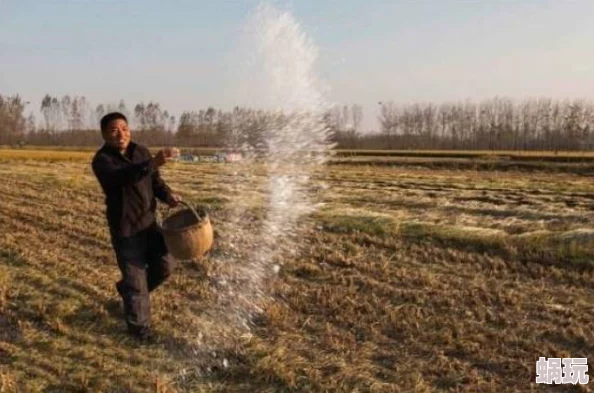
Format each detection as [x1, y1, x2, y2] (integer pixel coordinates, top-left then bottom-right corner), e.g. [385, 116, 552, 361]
[96, 104, 105, 121]
[351, 104, 363, 132]
[61, 95, 72, 130]
[118, 100, 129, 117]
[41, 94, 53, 132]
[26, 112, 36, 134]
[0, 94, 27, 145]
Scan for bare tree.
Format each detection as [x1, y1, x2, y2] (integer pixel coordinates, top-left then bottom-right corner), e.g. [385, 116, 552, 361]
[351, 104, 363, 132]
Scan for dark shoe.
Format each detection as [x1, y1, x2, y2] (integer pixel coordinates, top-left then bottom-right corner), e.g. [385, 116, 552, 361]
[128, 325, 154, 344]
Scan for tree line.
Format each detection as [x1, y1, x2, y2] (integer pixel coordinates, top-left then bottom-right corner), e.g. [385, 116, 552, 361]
[376, 98, 594, 151]
[1, 93, 594, 151]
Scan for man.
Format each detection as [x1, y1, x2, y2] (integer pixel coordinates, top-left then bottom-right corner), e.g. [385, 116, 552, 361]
[92, 112, 181, 342]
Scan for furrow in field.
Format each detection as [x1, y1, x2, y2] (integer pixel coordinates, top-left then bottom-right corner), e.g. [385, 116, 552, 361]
[0, 191, 105, 224]
[0, 203, 110, 248]
[0, 211, 114, 287]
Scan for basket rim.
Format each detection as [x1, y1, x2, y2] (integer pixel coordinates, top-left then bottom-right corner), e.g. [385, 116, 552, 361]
[161, 210, 210, 234]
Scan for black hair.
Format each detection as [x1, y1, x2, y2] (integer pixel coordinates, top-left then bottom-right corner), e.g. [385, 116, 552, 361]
[100, 112, 128, 132]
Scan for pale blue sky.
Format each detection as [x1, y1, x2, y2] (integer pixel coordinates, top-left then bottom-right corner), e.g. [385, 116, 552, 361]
[1, 0, 594, 131]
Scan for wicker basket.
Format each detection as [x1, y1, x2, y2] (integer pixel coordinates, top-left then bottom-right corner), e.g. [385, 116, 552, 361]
[160, 202, 213, 260]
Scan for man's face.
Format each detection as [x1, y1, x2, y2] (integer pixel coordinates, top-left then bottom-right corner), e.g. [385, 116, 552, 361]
[102, 119, 130, 152]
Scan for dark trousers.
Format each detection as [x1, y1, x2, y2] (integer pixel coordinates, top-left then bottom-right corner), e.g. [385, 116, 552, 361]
[110, 223, 175, 332]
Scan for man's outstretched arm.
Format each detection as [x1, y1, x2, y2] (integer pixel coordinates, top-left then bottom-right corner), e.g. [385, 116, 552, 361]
[92, 155, 156, 189]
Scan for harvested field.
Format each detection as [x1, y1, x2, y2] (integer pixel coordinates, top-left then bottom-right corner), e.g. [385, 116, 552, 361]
[0, 149, 593, 392]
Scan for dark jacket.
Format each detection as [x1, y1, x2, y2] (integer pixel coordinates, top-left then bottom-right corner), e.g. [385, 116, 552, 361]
[92, 142, 172, 237]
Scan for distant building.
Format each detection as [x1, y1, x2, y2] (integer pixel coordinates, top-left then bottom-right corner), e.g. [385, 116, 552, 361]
[175, 152, 243, 164]
[225, 152, 242, 162]
[178, 154, 200, 162]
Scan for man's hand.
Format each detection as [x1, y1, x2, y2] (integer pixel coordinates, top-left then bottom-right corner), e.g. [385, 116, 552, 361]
[164, 147, 180, 159]
[167, 193, 182, 208]
[154, 147, 180, 167]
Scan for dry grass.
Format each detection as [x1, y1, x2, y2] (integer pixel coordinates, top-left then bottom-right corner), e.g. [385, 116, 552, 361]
[335, 149, 594, 158]
[0, 149, 93, 162]
[6, 146, 594, 159]
[0, 148, 593, 392]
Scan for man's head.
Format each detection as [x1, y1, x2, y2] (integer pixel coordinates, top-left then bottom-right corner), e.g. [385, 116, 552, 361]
[100, 112, 130, 152]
